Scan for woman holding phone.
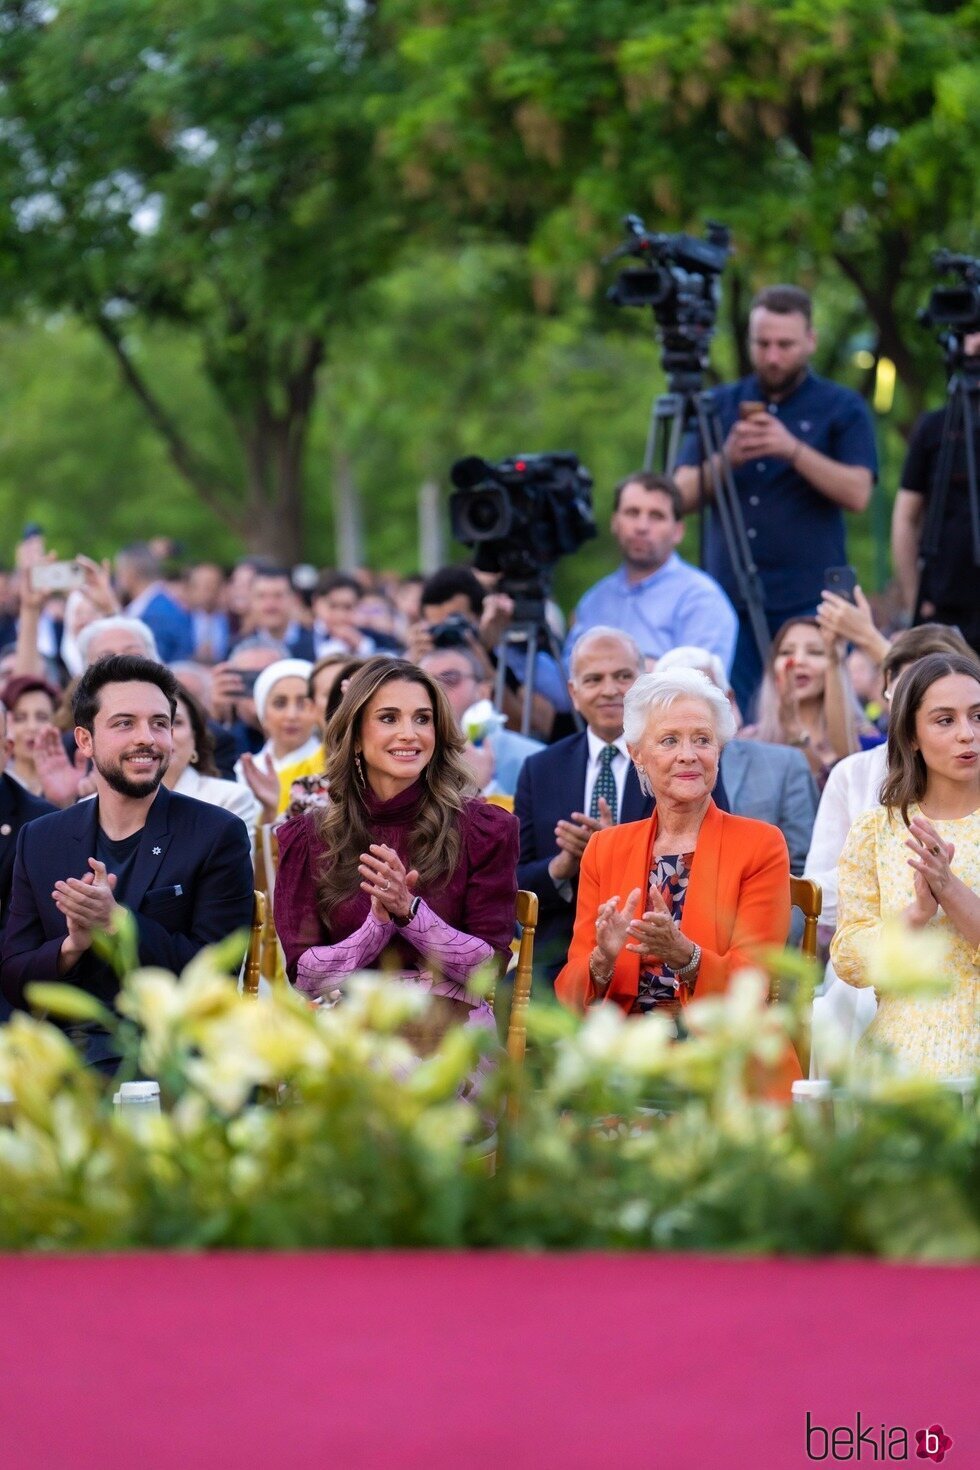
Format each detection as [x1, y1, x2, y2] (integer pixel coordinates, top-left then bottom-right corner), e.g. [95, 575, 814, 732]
[745, 616, 859, 789]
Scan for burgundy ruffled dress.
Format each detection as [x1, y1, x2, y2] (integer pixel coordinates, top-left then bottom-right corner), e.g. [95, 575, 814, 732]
[274, 781, 518, 1028]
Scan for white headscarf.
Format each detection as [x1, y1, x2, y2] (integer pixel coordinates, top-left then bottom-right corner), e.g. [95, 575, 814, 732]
[253, 658, 313, 726]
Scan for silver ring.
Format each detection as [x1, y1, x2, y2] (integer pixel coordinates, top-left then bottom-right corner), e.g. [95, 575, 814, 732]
[383, 880, 391, 891]
[930, 846, 941, 856]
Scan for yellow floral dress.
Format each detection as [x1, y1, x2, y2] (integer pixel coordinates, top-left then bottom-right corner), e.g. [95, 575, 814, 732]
[831, 805, 979, 1077]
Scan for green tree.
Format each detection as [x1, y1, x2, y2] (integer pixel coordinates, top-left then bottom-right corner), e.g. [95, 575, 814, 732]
[0, 0, 399, 560]
[382, 0, 979, 409]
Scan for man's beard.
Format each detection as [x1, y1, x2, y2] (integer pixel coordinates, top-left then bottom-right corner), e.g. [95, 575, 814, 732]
[94, 750, 168, 799]
[756, 363, 808, 398]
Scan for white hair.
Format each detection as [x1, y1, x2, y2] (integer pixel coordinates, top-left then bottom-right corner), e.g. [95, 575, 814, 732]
[569, 625, 643, 680]
[77, 616, 160, 666]
[623, 667, 737, 753]
[655, 644, 729, 693]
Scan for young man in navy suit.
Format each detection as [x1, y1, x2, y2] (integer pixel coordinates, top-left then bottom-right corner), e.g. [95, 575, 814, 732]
[1, 655, 253, 1069]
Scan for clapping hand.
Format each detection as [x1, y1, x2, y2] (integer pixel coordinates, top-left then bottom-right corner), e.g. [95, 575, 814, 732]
[905, 814, 955, 901]
[54, 858, 118, 965]
[593, 887, 642, 968]
[358, 843, 418, 922]
[239, 751, 280, 823]
[33, 725, 91, 808]
[625, 885, 694, 970]
[549, 800, 614, 882]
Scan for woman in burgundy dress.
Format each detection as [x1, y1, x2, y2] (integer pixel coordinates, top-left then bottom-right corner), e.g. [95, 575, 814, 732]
[274, 657, 518, 1035]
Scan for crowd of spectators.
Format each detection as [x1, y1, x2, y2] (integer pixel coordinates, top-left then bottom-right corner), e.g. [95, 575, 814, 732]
[0, 284, 976, 1086]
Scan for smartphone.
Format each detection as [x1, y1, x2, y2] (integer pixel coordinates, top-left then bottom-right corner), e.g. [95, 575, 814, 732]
[738, 400, 766, 419]
[823, 565, 858, 603]
[30, 560, 86, 594]
[236, 669, 260, 696]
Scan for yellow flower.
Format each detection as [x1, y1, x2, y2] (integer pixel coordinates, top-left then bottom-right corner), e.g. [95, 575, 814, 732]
[861, 919, 953, 998]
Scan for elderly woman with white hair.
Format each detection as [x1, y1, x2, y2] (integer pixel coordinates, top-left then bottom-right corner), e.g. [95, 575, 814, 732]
[556, 668, 797, 1074]
[234, 657, 322, 820]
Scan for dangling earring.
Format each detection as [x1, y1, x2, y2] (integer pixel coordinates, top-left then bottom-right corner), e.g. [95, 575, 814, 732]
[354, 750, 365, 786]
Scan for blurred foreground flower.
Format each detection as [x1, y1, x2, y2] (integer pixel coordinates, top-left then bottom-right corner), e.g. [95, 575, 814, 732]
[860, 919, 953, 998]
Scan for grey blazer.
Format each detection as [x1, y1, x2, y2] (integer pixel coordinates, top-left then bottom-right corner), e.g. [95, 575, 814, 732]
[720, 739, 818, 876]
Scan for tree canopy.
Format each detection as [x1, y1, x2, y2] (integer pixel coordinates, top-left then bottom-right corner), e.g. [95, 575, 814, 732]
[0, 0, 976, 572]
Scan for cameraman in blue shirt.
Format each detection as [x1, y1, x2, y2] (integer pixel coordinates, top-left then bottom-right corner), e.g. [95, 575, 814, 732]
[674, 285, 877, 714]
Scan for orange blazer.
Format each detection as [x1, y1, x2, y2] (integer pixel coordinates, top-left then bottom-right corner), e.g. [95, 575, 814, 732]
[555, 801, 792, 1013]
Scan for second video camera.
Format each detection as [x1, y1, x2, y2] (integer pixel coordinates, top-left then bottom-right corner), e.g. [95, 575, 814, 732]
[449, 452, 597, 583]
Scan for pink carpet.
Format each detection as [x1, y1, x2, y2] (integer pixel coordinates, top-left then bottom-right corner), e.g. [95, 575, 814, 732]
[1, 1252, 974, 1468]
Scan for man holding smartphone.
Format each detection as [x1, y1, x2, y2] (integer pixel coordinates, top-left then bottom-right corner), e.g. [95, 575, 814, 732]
[674, 285, 877, 713]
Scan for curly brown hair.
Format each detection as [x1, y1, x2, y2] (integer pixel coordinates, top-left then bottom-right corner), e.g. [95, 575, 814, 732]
[313, 657, 476, 918]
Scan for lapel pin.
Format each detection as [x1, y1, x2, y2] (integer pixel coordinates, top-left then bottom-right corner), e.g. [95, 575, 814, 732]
[0, 823, 10, 836]
[152, 845, 162, 855]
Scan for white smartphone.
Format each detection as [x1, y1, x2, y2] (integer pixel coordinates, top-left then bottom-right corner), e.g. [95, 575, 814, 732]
[30, 560, 86, 594]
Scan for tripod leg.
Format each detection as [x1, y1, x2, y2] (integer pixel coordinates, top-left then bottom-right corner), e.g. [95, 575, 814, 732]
[695, 398, 771, 667]
[960, 384, 980, 567]
[915, 389, 961, 622]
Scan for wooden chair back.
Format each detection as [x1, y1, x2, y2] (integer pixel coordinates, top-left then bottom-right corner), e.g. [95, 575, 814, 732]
[243, 891, 267, 998]
[506, 890, 538, 1068]
[790, 875, 822, 960]
[789, 875, 822, 1077]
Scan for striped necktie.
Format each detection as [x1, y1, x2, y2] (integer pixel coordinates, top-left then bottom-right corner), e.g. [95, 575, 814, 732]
[590, 743, 619, 823]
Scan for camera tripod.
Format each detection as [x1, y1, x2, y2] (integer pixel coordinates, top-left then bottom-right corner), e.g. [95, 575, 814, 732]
[643, 369, 771, 667]
[914, 351, 980, 623]
[490, 579, 583, 737]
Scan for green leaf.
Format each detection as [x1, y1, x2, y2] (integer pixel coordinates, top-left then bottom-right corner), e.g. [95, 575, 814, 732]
[24, 982, 115, 1028]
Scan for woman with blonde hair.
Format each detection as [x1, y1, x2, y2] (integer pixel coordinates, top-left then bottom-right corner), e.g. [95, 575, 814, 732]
[274, 657, 517, 1028]
[748, 616, 860, 788]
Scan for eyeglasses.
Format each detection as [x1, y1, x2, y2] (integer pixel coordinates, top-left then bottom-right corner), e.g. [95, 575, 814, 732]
[433, 670, 476, 688]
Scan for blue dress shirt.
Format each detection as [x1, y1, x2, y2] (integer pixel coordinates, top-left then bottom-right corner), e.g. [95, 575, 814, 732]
[675, 371, 877, 612]
[565, 553, 738, 673]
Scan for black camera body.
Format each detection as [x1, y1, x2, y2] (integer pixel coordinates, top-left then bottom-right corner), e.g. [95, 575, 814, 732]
[428, 612, 476, 649]
[449, 451, 596, 591]
[919, 251, 980, 366]
[606, 215, 731, 383]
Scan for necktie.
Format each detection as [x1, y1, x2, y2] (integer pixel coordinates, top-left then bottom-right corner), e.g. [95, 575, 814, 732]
[590, 744, 618, 824]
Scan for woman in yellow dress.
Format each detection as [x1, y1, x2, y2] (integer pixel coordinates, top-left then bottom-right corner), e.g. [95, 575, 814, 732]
[831, 652, 980, 1077]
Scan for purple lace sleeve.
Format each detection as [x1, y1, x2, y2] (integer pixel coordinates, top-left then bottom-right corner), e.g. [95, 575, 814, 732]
[295, 911, 395, 997]
[399, 899, 495, 983]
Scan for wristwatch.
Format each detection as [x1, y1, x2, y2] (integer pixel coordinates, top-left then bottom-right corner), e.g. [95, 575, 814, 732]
[393, 896, 422, 927]
[673, 941, 701, 980]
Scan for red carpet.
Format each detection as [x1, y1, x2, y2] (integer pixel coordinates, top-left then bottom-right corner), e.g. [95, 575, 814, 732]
[1, 1252, 974, 1468]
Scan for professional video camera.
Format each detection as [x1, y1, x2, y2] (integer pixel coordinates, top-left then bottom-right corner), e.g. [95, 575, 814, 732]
[919, 251, 980, 368]
[449, 452, 596, 618]
[449, 452, 596, 729]
[605, 214, 732, 384]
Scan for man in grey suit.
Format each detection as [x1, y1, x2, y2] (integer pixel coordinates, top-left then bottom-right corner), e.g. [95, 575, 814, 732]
[657, 646, 817, 873]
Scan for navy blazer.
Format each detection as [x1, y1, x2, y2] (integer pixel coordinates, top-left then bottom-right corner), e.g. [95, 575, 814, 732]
[514, 731, 729, 987]
[0, 774, 56, 928]
[0, 784, 253, 1014]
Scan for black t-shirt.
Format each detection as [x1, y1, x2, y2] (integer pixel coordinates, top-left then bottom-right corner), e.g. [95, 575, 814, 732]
[95, 828, 142, 907]
[901, 407, 980, 620]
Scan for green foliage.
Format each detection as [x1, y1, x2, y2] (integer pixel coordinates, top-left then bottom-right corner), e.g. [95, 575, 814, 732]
[0, 954, 976, 1258]
[0, 0, 975, 574]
